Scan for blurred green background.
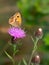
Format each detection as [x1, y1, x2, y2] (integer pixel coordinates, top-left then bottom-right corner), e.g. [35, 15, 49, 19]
[0, 0, 49, 65]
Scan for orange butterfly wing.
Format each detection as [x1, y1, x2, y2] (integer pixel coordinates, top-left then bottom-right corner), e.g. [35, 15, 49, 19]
[9, 12, 22, 27]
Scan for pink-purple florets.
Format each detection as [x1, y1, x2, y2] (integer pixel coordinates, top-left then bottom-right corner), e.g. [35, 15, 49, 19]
[8, 27, 26, 40]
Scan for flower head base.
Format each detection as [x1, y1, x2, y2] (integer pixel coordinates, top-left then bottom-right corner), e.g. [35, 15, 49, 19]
[8, 27, 26, 40]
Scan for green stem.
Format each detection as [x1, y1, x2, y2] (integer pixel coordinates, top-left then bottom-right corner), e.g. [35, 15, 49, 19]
[34, 63, 40, 65]
[4, 51, 15, 65]
[28, 38, 39, 65]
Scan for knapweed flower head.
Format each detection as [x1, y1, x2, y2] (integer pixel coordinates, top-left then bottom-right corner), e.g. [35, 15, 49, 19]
[8, 27, 26, 40]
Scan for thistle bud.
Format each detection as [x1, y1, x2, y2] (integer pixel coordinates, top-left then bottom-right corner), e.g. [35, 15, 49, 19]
[35, 55, 40, 63]
[31, 55, 40, 64]
[35, 28, 43, 39]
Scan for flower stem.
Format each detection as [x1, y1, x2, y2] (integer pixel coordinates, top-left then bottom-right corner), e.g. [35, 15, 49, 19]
[34, 63, 40, 65]
[28, 38, 39, 65]
[4, 51, 15, 65]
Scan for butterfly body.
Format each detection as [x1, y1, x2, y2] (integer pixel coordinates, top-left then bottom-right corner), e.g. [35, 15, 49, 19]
[9, 12, 22, 27]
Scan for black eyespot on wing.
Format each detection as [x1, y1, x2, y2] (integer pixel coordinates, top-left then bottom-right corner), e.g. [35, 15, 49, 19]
[17, 16, 19, 18]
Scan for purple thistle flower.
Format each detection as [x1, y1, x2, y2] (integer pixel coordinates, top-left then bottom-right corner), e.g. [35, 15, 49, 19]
[8, 27, 26, 40]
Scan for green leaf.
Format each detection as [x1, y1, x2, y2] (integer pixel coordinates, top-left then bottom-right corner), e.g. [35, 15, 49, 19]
[22, 58, 27, 65]
[31, 63, 34, 65]
[4, 51, 14, 64]
[17, 0, 49, 14]
[18, 61, 21, 65]
[43, 33, 49, 45]
[36, 0, 49, 13]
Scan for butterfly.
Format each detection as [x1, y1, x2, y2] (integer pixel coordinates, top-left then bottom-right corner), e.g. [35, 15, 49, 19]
[9, 12, 22, 27]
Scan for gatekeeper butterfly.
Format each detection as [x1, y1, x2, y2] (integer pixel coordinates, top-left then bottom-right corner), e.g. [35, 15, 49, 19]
[9, 12, 22, 27]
